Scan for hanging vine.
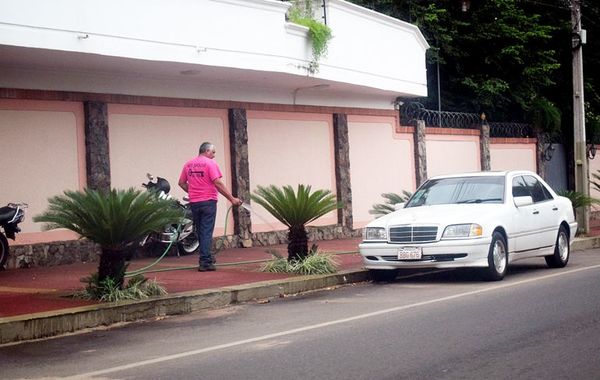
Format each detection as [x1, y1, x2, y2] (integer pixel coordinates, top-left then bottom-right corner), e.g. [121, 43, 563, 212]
[288, 0, 332, 74]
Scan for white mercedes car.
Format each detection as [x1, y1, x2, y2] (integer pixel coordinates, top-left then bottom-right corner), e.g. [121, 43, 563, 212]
[359, 171, 577, 281]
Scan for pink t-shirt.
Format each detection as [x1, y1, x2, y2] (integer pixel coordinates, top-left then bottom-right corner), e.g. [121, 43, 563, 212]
[179, 155, 222, 202]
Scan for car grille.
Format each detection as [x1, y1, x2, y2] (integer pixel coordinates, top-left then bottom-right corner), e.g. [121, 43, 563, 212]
[389, 226, 438, 243]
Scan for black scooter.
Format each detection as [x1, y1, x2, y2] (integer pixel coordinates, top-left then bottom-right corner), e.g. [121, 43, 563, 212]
[0, 202, 27, 269]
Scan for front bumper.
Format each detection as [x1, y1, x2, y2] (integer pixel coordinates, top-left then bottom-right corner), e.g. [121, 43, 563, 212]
[359, 237, 492, 269]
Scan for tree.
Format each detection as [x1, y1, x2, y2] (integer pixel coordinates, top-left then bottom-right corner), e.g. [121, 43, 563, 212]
[351, 0, 565, 122]
[34, 188, 183, 287]
[250, 184, 340, 261]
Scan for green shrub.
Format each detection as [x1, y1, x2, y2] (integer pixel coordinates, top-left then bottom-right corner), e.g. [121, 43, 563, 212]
[261, 245, 338, 275]
[75, 273, 167, 302]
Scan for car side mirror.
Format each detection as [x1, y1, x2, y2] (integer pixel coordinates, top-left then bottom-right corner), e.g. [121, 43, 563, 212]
[394, 202, 405, 210]
[514, 196, 533, 207]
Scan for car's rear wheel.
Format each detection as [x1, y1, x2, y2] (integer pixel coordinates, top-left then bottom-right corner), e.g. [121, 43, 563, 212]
[370, 269, 398, 282]
[482, 231, 507, 281]
[545, 225, 569, 268]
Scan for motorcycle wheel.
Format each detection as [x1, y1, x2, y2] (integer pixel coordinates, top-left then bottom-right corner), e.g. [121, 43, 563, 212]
[0, 233, 9, 270]
[177, 233, 199, 256]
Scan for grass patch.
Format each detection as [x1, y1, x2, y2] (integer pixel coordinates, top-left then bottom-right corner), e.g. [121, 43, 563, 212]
[75, 273, 167, 302]
[261, 246, 338, 275]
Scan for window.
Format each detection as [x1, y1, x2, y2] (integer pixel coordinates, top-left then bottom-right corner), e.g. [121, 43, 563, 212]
[512, 176, 530, 198]
[523, 175, 553, 203]
[406, 176, 504, 207]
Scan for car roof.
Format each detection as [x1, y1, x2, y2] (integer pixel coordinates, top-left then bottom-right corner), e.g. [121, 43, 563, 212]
[428, 170, 537, 180]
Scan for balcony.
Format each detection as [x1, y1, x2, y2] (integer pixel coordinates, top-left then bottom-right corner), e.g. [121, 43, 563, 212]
[0, 0, 429, 108]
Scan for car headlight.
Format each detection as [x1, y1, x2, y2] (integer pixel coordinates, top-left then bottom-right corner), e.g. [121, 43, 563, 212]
[442, 224, 482, 239]
[363, 227, 387, 241]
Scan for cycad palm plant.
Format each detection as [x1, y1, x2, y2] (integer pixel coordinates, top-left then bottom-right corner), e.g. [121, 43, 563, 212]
[369, 191, 413, 217]
[34, 188, 184, 287]
[251, 184, 340, 261]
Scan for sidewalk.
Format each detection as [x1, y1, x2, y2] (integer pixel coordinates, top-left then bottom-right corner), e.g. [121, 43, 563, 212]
[2, 235, 600, 345]
[0, 238, 366, 344]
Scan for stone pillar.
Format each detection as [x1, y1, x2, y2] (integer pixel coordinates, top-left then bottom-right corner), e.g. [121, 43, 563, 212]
[228, 108, 252, 247]
[84, 101, 110, 192]
[414, 120, 428, 186]
[535, 130, 547, 179]
[333, 113, 353, 231]
[479, 121, 491, 171]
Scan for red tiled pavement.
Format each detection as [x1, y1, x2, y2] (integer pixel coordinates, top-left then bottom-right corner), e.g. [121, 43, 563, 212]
[0, 238, 363, 318]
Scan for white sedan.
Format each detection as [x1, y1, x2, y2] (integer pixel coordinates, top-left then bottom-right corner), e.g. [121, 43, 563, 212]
[359, 171, 577, 281]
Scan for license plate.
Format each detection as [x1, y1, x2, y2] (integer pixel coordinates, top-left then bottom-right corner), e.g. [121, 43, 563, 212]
[398, 247, 422, 260]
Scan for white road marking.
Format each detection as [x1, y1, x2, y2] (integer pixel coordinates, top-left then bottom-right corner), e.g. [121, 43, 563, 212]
[67, 263, 600, 379]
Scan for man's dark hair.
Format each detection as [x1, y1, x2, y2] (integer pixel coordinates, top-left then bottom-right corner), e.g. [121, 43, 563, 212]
[199, 142, 214, 154]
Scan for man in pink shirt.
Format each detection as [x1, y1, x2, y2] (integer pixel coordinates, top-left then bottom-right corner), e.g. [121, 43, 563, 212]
[179, 142, 242, 271]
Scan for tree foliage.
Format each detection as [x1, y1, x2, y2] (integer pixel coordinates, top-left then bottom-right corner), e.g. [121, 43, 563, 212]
[352, 0, 599, 132]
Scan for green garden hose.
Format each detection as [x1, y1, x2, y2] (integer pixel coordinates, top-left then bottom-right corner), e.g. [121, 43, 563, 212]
[124, 205, 234, 278]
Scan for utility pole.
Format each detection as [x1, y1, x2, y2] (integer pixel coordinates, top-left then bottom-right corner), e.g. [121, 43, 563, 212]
[572, 0, 588, 233]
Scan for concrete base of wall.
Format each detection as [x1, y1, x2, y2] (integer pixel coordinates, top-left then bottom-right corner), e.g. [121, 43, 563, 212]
[6, 225, 363, 269]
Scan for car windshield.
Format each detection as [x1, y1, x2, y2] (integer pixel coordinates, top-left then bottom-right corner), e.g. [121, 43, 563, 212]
[406, 176, 505, 208]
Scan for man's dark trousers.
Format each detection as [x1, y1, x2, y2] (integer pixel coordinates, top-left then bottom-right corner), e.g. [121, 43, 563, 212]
[190, 200, 217, 268]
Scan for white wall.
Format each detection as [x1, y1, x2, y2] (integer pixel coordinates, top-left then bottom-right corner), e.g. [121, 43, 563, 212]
[0, 0, 428, 100]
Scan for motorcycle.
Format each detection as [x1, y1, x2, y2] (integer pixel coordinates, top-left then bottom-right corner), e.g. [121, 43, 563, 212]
[140, 173, 199, 256]
[0, 202, 27, 270]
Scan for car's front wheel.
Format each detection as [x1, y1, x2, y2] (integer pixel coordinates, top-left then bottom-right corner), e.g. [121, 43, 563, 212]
[370, 269, 398, 282]
[545, 225, 569, 268]
[482, 231, 508, 281]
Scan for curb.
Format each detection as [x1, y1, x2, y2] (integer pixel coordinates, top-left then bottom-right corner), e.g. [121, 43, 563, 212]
[0, 269, 369, 345]
[572, 235, 600, 251]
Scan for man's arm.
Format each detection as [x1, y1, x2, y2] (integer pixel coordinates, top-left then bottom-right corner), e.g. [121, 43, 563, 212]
[214, 178, 242, 206]
[178, 179, 188, 193]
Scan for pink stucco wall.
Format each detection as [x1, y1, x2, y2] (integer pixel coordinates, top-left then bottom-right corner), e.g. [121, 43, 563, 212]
[348, 115, 415, 228]
[0, 99, 85, 244]
[108, 104, 233, 236]
[589, 155, 600, 202]
[247, 111, 337, 232]
[426, 134, 481, 177]
[490, 143, 537, 172]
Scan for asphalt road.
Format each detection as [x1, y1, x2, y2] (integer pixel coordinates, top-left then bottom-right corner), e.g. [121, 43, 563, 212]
[2, 250, 600, 380]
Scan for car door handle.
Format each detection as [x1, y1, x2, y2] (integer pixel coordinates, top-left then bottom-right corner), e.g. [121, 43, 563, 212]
[552, 207, 558, 211]
[533, 210, 540, 215]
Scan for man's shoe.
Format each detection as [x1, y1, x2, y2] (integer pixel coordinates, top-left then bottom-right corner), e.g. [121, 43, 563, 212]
[198, 264, 216, 272]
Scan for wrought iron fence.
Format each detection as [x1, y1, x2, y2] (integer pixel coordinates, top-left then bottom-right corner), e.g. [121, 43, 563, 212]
[400, 102, 537, 138]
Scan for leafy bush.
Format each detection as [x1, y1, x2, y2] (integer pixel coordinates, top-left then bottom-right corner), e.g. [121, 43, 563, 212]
[558, 190, 600, 210]
[251, 184, 340, 261]
[34, 188, 183, 287]
[287, 0, 332, 73]
[261, 245, 338, 275]
[75, 273, 167, 302]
